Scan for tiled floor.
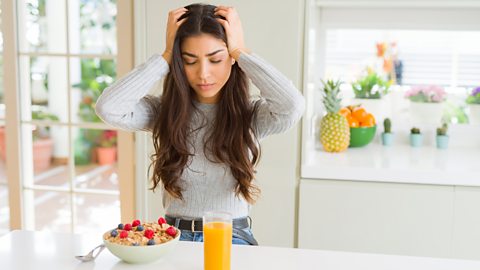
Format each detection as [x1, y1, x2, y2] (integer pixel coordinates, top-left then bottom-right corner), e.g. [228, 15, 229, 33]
[0, 159, 120, 236]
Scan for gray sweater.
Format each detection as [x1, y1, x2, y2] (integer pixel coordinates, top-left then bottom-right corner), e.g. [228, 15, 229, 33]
[95, 52, 305, 219]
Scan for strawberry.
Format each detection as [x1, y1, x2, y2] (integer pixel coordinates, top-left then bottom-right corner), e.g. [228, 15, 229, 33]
[158, 217, 166, 225]
[119, 230, 128, 239]
[144, 229, 155, 239]
[124, 223, 132, 231]
[166, 226, 176, 237]
[132, 219, 141, 227]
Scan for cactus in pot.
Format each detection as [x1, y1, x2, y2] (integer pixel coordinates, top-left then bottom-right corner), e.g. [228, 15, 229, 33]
[409, 127, 423, 147]
[381, 118, 394, 146]
[436, 123, 449, 149]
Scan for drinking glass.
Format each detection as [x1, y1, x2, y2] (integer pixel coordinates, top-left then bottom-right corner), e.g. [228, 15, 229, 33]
[203, 211, 232, 270]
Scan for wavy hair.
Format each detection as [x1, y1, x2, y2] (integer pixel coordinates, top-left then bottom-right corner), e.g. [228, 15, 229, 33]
[147, 4, 260, 204]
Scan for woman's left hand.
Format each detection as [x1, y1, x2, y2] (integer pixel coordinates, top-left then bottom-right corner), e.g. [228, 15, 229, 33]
[214, 6, 246, 59]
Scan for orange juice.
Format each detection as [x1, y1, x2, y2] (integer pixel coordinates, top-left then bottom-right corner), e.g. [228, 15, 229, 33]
[204, 221, 232, 270]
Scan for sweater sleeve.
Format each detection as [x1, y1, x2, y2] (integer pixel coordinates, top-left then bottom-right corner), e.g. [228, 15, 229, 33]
[95, 54, 169, 131]
[237, 53, 305, 139]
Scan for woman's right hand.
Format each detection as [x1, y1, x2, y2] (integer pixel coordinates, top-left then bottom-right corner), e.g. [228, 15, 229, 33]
[163, 7, 188, 64]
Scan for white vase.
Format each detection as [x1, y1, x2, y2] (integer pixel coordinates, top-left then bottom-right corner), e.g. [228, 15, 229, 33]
[468, 104, 480, 125]
[350, 98, 390, 124]
[409, 102, 444, 126]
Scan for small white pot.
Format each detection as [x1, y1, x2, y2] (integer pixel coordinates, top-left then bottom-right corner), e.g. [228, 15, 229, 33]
[409, 101, 444, 125]
[468, 104, 480, 125]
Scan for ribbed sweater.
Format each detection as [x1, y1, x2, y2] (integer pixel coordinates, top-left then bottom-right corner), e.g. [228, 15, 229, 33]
[95, 52, 305, 219]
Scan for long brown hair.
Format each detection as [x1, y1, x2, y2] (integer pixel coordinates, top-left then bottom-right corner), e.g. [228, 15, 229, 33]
[147, 4, 260, 204]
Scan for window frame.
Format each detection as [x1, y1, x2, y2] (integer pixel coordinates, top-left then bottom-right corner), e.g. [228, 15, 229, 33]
[2, 0, 135, 232]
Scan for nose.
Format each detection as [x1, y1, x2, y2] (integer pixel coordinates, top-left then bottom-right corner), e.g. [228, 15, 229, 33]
[197, 60, 210, 80]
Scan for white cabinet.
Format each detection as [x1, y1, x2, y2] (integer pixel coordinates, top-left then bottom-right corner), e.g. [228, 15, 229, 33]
[299, 179, 480, 260]
[452, 187, 480, 260]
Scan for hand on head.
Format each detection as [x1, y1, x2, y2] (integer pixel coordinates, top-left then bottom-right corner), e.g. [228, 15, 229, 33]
[163, 7, 188, 64]
[214, 6, 246, 60]
[163, 5, 247, 64]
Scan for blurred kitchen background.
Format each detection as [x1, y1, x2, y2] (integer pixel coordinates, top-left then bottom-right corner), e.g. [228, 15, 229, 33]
[1, 0, 479, 261]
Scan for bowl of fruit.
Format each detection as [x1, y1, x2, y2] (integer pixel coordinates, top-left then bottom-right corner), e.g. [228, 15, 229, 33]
[102, 217, 181, 264]
[340, 105, 377, 147]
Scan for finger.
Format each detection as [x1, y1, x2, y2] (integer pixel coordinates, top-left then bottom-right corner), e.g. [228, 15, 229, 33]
[215, 6, 233, 11]
[176, 17, 187, 27]
[172, 7, 188, 14]
[215, 18, 229, 29]
[172, 10, 188, 22]
[214, 9, 230, 20]
[172, 8, 188, 17]
[169, 8, 187, 20]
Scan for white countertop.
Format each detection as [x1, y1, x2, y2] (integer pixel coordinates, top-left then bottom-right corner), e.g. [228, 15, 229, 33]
[2, 230, 480, 270]
[302, 142, 480, 186]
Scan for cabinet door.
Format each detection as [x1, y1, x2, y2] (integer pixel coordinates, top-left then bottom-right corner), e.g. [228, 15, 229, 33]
[299, 179, 454, 258]
[452, 186, 480, 260]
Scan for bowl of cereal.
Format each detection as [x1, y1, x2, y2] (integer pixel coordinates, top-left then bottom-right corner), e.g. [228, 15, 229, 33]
[103, 217, 181, 264]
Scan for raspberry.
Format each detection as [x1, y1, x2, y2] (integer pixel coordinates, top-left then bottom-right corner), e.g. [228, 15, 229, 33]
[124, 223, 132, 231]
[147, 239, 156, 245]
[158, 217, 166, 225]
[110, 230, 118, 237]
[144, 229, 155, 239]
[132, 219, 141, 227]
[136, 225, 144, 231]
[166, 226, 177, 237]
[119, 230, 128, 239]
[117, 223, 124, 230]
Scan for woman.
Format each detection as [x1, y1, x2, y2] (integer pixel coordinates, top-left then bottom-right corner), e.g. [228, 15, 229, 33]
[95, 4, 304, 245]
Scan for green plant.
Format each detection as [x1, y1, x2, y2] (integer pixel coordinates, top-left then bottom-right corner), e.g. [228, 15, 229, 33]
[466, 87, 480, 104]
[74, 59, 116, 123]
[383, 118, 392, 133]
[410, 127, 421, 134]
[352, 72, 391, 99]
[31, 107, 59, 140]
[98, 130, 117, 148]
[73, 59, 116, 163]
[436, 123, 448, 136]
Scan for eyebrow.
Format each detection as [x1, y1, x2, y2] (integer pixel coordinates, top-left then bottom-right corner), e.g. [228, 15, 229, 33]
[181, 49, 225, 58]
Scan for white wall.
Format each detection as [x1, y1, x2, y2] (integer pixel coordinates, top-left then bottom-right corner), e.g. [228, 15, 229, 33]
[135, 0, 305, 247]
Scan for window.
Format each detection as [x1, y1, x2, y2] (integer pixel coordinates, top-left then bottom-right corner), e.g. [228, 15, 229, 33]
[15, 0, 120, 234]
[324, 30, 480, 88]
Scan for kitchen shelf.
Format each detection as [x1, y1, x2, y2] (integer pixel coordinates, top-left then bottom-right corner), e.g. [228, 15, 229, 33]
[301, 141, 480, 187]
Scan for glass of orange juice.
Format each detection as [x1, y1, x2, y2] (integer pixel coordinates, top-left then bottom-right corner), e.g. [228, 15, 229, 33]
[203, 211, 232, 270]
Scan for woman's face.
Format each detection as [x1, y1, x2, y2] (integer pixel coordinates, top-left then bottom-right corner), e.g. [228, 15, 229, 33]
[181, 33, 235, 104]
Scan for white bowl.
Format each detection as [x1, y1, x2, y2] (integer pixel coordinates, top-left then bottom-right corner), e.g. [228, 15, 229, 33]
[103, 230, 181, 264]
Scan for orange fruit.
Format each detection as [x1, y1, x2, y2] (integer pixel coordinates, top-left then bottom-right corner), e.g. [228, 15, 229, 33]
[360, 113, 375, 127]
[346, 115, 359, 127]
[339, 107, 351, 117]
[352, 107, 368, 122]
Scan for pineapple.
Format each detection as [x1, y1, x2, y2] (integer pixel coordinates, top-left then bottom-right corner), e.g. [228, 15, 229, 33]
[320, 80, 350, 152]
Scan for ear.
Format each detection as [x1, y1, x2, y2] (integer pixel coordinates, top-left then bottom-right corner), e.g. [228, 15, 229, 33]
[231, 58, 236, 65]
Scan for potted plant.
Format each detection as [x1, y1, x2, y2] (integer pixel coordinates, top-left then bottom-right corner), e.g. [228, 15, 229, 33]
[405, 85, 446, 125]
[381, 118, 394, 146]
[466, 86, 480, 124]
[31, 108, 59, 171]
[436, 123, 449, 150]
[351, 70, 391, 122]
[409, 127, 422, 147]
[73, 59, 116, 164]
[96, 130, 117, 165]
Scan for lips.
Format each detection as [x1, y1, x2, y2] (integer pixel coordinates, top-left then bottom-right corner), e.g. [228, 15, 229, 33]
[197, 83, 215, 91]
